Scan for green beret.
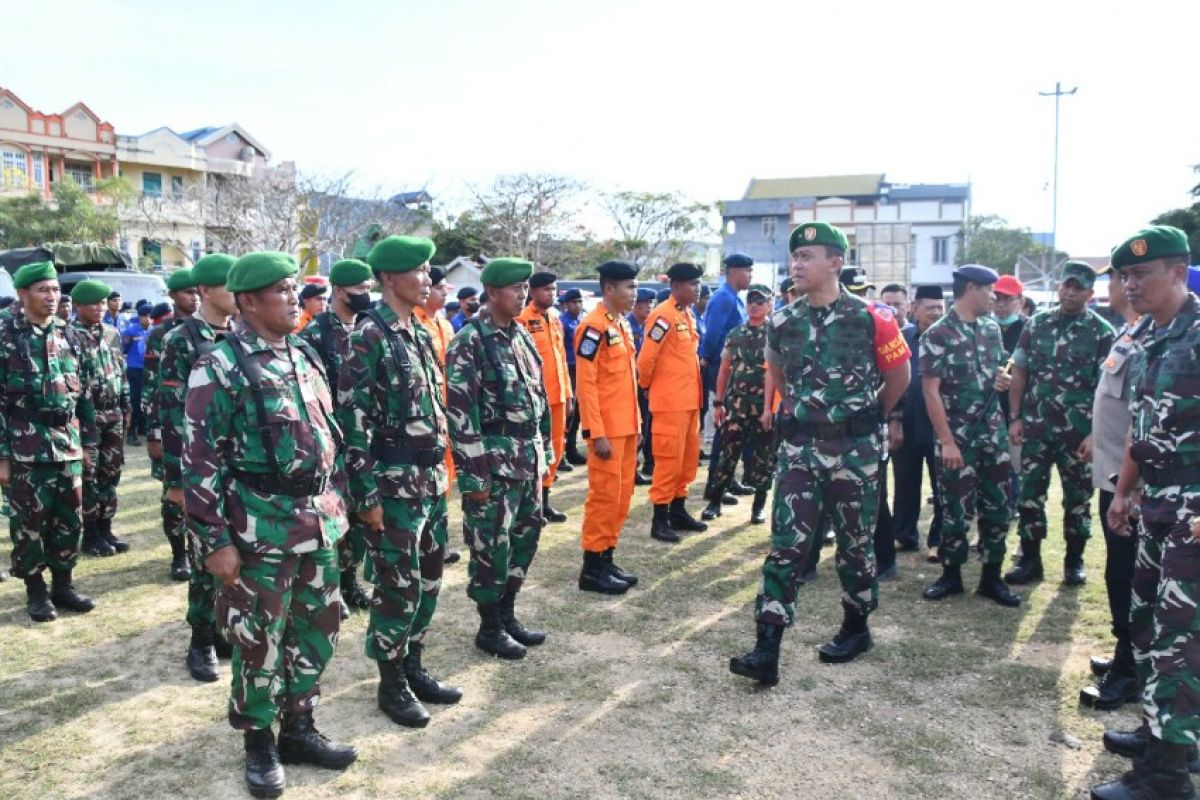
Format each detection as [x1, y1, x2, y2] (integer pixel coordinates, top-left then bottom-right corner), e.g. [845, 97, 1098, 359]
[225, 251, 299, 294]
[13, 261, 57, 290]
[1111, 226, 1191, 271]
[329, 258, 373, 287]
[191, 253, 236, 287]
[788, 221, 849, 254]
[747, 284, 772, 300]
[166, 268, 197, 292]
[367, 236, 436, 273]
[480, 257, 534, 287]
[69, 279, 112, 305]
[1060, 260, 1097, 289]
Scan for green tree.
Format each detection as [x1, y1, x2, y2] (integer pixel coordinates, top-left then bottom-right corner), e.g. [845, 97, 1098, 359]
[0, 177, 131, 249]
[431, 210, 492, 263]
[957, 214, 1040, 274]
[600, 190, 712, 271]
[1151, 164, 1200, 262]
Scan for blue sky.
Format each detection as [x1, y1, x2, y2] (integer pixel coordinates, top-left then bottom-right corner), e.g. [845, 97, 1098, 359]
[8, 0, 1199, 255]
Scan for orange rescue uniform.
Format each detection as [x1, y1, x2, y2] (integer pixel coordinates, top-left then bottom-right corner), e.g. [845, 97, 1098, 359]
[637, 298, 702, 506]
[416, 305, 457, 482]
[517, 303, 573, 488]
[574, 305, 641, 554]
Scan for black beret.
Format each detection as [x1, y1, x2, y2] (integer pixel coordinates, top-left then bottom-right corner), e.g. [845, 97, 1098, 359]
[528, 271, 557, 289]
[299, 284, 326, 300]
[597, 260, 638, 281]
[457, 286, 478, 300]
[429, 267, 447, 286]
[723, 253, 754, 268]
[914, 285, 944, 301]
[151, 301, 172, 318]
[952, 264, 999, 285]
[445, 300, 460, 313]
[667, 262, 703, 282]
[558, 288, 583, 302]
[655, 287, 671, 303]
[137, 305, 151, 317]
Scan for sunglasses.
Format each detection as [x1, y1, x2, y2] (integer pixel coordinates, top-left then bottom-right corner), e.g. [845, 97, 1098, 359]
[748, 296, 768, 304]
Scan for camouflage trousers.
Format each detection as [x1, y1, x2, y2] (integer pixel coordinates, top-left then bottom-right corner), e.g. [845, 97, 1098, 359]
[710, 401, 774, 495]
[8, 460, 83, 578]
[463, 475, 543, 605]
[936, 434, 1012, 567]
[187, 527, 217, 629]
[1017, 433, 1093, 542]
[83, 413, 124, 525]
[161, 490, 185, 548]
[364, 493, 448, 662]
[756, 431, 881, 626]
[214, 546, 341, 731]
[339, 519, 367, 573]
[1130, 517, 1200, 745]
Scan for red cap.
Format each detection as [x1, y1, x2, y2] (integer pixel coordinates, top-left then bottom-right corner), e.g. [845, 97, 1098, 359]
[994, 274, 1024, 296]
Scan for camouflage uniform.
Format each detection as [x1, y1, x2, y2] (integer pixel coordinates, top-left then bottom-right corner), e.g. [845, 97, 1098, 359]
[71, 318, 130, 531]
[0, 311, 95, 577]
[1127, 294, 1200, 745]
[919, 307, 1012, 566]
[446, 308, 552, 606]
[184, 325, 346, 730]
[1013, 306, 1115, 545]
[709, 321, 773, 496]
[336, 304, 450, 661]
[143, 315, 189, 551]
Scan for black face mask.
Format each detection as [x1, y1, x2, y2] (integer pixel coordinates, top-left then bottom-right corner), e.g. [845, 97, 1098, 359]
[465, 301, 480, 313]
[346, 292, 372, 313]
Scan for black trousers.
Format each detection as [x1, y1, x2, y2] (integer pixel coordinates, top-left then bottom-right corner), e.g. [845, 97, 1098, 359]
[127, 367, 145, 435]
[892, 439, 943, 549]
[638, 389, 653, 471]
[566, 364, 580, 452]
[874, 456, 896, 570]
[1098, 489, 1137, 642]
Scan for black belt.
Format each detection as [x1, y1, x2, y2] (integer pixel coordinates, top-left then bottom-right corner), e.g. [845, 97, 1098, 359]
[1139, 462, 1200, 487]
[370, 440, 446, 467]
[230, 469, 330, 498]
[482, 420, 536, 437]
[780, 410, 881, 440]
[8, 407, 73, 427]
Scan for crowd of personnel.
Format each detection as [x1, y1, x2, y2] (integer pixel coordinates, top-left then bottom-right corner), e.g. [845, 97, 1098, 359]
[0, 220, 1196, 800]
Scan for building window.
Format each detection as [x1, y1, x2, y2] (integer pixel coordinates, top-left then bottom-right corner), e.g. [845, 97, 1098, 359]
[932, 236, 949, 265]
[65, 163, 94, 191]
[30, 152, 43, 187]
[143, 172, 162, 197]
[1, 148, 27, 187]
[762, 216, 777, 239]
[141, 239, 162, 268]
[171, 175, 184, 199]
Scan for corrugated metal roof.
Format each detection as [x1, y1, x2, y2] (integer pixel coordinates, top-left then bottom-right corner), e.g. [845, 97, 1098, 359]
[888, 183, 971, 201]
[744, 174, 884, 200]
[721, 198, 797, 217]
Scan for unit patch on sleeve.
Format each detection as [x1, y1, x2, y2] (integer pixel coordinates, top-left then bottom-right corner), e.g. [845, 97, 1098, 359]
[578, 326, 602, 360]
[648, 317, 670, 343]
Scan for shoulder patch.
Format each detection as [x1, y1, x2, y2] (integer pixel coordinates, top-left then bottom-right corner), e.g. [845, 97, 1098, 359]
[649, 317, 670, 343]
[869, 301, 895, 322]
[578, 326, 602, 360]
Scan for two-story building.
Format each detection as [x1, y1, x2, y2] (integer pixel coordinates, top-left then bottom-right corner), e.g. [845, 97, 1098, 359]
[720, 174, 970, 289]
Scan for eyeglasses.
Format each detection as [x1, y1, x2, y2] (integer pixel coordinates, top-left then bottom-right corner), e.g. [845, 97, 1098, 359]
[748, 297, 768, 305]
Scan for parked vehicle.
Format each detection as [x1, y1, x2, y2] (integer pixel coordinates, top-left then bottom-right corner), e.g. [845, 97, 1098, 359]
[57, 271, 168, 311]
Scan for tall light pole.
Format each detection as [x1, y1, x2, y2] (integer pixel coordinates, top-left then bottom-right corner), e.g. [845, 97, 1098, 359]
[1039, 81, 1077, 255]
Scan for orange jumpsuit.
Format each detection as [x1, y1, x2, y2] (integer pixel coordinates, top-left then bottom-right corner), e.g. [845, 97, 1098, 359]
[637, 299, 703, 506]
[416, 305, 457, 482]
[574, 305, 641, 554]
[517, 303, 573, 488]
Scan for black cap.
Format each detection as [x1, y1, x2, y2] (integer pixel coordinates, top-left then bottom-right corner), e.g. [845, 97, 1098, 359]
[914, 285, 944, 301]
[445, 300, 460, 313]
[839, 267, 873, 290]
[558, 288, 583, 303]
[723, 253, 754, 268]
[655, 287, 671, 303]
[597, 260, 638, 281]
[457, 286, 478, 300]
[699, 284, 711, 298]
[528, 271, 557, 289]
[151, 301, 172, 318]
[666, 262, 703, 282]
[299, 284, 326, 301]
[635, 288, 657, 303]
[429, 267, 447, 286]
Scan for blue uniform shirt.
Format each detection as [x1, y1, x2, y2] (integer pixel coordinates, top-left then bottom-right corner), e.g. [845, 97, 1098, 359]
[451, 311, 468, 332]
[122, 320, 149, 369]
[560, 309, 581, 366]
[700, 281, 747, 362]
[627, 312, 646, 353]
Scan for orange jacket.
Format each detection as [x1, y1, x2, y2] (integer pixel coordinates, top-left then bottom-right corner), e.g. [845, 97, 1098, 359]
[637, 298, 702, 413]
[573, 304, 640, 440]
[517, 303, 572, 405]
[415, 306, 455, 367]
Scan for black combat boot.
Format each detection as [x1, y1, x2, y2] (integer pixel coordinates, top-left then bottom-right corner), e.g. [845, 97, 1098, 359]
[721, 492, 739, 506]
[278, 710, 358, 769]
[750, 489, 768, 524]
[817, 604, 873, 664]
[1092, 655, 1115, 677]
[634, 471, 652, 486]
[99, 518, 129, 554]
[669, 497, 708, 532]
[729, 622, 784, 686]
[1091, 738, 1198, 800]
[1081, 637, 1139, 710]
[81, 522, 115, 557]
[187, 623, 219, 682]
[976, 562, 1022, 607]
[557, 457, 574, 473]
[650, 504, 679, 543]
[542, 488, 567, 524]
[565, 445, 588, 466]
[340, 568, 372, 611]
[475, 603, 526, 660]
[444, 549, 461, 564]
[701, 497, 723, 521]
[604, 547, 638, 588]
[730, 479, 756, 496]
[243, 727, 286, 799]
[499, 589, 546, 646]
[168, 533, 190, 581]
[579, 550, 630, 595]
[24, 572, 57, 622]
[1104, 723, 1200, 774]
[1004, 538, 1044, 585]
[375, 658, 431, 728]
[402, 642, 463, 705]
[1064, 535, 1088, 586]
[49, 568, 94, 613]
[922, 564, 964, 601]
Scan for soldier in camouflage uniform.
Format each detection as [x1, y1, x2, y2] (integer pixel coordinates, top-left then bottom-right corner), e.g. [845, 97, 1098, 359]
[1092, 227, 1198, 800]
[701, 284, 774, 524]
[447, 257, 553, 661]
[300, 258, 376, 618]
[160, 253, 238, 683]
[184, 251, 356, 799]
[144, 266, 200, 581]
[70, 280, 132, 558]
[730, 223, 910, 685]
[918, 265, 1021, 607]
[1006, 260, 1115, 586]
[336, 238, 463, 729]
[0, 262, 97, 622]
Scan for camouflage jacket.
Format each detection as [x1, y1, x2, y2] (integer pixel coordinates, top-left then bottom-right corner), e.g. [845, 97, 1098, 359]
[1014, 305, 1115, 438]
[143, 314, 188, 439]
[0, 311, 96, 462]
[919, 306, 1007, 445]
[336, 303, 449, 509]
[299, 310, 354, 385]
[1128, 294, 1200, 523]
[721, 322, 767, 414]
[446, 307, 553, 493]
[183, 324, 346, 557]
[159, 315, 231, 488]
[71, 320, 129, 420]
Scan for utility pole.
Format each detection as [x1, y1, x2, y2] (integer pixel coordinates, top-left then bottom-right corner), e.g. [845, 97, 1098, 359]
[1039, 81, 1078, 256]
